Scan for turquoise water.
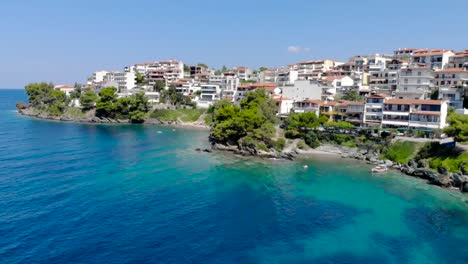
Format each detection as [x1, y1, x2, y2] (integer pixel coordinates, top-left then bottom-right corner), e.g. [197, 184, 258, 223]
[0, 89, 467, 264]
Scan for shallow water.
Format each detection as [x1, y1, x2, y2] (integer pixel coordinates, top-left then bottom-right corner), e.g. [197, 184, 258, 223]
[0, 89, 467, 264]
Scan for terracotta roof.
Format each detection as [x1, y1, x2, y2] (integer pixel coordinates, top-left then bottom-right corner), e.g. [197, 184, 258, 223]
[413, 49, 452, 56]
[411, 111, 441, 116]
[55, 85, 74, 89]
[368, 93, 390, 99]
[384, 99, 446, 105]
[238, 83, 277, 89]
[436, 68, 468, 73]
[323, 75, 348, 82]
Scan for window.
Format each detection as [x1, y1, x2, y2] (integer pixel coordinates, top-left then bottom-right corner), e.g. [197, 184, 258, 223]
[418, 72, 422, 76]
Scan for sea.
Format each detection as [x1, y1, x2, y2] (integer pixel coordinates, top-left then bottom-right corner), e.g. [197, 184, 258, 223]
[0, 89, 467, 264]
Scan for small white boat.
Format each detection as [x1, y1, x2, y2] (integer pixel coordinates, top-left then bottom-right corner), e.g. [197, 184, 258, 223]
[372, 165, 388, 173]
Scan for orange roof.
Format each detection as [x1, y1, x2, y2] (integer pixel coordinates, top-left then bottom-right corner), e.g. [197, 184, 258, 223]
[55, 85, 74, 89]
[323, 75, 348, 82]
[411, 111, 441, 116]
[413, 49, 452, 56]
[238, 83, 277, 89]
[368, 93, 390, 99]
[436, 68, 468, 73]
[384, 99, 446, 105]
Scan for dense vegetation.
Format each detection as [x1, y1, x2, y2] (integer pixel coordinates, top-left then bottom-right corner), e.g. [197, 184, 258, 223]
[444, 112, 468, 143]
[209, 89, 284, 151]
[95, 87, 150, 123]
[25, 82, 68, 115]
[159, 85, 196, 107]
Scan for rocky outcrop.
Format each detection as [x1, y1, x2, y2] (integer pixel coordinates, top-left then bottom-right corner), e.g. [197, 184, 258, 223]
[211, 143, 297, 160]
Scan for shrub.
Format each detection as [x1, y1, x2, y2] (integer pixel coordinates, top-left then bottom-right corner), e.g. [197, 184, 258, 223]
[16, 102, 28, 109]
[304, 131, 320, 148]
[274, 138, 286, 152]
[297, 139, 307, 149]
[382, 140, 417, 164]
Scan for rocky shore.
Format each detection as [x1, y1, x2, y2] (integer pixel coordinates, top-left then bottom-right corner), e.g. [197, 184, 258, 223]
[17, 107, 209, 128]
[210, 142, 468, 193]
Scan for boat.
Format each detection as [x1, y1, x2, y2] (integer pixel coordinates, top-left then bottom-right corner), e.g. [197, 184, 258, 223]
[372, 165, 388, 173]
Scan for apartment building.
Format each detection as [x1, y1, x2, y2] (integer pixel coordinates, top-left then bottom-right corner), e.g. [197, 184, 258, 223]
[411, 49, 454, 70]
[395, 66, 435, 99]
[280, 80, 323, 102]
[435, 68, 468, 109]
[321, 75, 354, 98]
[132, 59, 184, 84]
[291, 99, 322, 116]
[233, 67, 253, 81]
[190, 65, 209, 76]
[363, 94, 390, 126]
[290, 60, 340, 81]
[87, 71, 109, 85]
[447, 50, 468, 69]
[277, 70, 299, 86]
[344, 101, 365, 125]
[393, 48, 418, 60]
[382, 99, 448, 129]
[368, 59, 407, 93]
[54, 85, 75, 96]
[234, 83, 278, 103]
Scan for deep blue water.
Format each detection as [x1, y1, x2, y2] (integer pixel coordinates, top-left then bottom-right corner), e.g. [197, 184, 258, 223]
[0, 89, 467, 264]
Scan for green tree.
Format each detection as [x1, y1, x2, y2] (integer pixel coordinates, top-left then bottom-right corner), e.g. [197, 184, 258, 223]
[135, 72, 146, 86]
[259, 66, 268, 72]
[444, 113, 468, 143]
[25, 82, 54, 107]
[79, 89, 98, 110]
[197, 63, 208, 68]
[96, 86, 118, 117]
[341, 90, 363, 101]
[69, 83, 82, 99]
[153, 80, 166, 92]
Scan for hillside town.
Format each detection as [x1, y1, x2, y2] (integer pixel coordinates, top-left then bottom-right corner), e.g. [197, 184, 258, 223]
[55, 48, 468, 131]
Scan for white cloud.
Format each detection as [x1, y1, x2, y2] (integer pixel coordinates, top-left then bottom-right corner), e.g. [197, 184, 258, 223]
[287, 46, 311, 53]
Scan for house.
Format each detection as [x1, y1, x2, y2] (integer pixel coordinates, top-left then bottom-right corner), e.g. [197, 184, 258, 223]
[382, 99, 448, 129]
[321, 75, 354, 99]
[277, 70, 299, 86]
[234, 83, 277, 102]
[280, 80, 323, 102]
[233, 67, 253, 81]
[197, 84, 221, 108]
[395, 66, 435, 99]
[435, 68, 468, 109]
[131, 59, 184, 85]
[394, 48, 418, 60]
[292, 99, 322, 117]
[290, 60, 340, 81]
[447, 50, 468, 69]
[272, 96, 294, 116]
[343, 101, 365, 125]
[363, 94, 390, 126]
[411, 49, 454, 70]
[54, 85, 75, 96]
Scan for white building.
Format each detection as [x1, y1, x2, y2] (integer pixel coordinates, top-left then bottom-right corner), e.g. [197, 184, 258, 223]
[394, 48, 418, 60]
[54, 85, 75, 96]
[382, 99, 448, 129]
[233, 67, 253, 81]
[198, 84, 221, 108]
[280, 80, 323, 102]
[411, 49, 454, 70]
[435, 68, 468, 109]
[447, 50, 468, 69]
[87, 71, 109, 85]
[395, 66, 435, 99]
[363, 94, 390, 126]
[130, 59, 184, 84]
[277, 70, 298, 86]
[289, 59, 340, 81]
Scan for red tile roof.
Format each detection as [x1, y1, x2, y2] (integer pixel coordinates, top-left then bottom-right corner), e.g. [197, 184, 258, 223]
[322, 75, 348, 82]
[413, 49, 452, 57]
[436, 68, 468, 73]
[384, 99, 446, 105]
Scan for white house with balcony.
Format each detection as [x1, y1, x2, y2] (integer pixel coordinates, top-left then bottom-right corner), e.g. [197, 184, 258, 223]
[291, 99, 322, 117]
[363, 94, 390, 126]
[382, 99, 448, 129]
[411, 49, 454, 70]
[395, 66, 435, 99]
[447, 50, 468, 69]
[435, 68, 468, 109]
[197, 84, 221, 108]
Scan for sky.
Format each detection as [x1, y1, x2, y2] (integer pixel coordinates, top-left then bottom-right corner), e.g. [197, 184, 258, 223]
[1, 0, 467, 88]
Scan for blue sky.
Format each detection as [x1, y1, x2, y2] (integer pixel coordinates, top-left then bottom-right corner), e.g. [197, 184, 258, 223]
[1, 0, 467, 88]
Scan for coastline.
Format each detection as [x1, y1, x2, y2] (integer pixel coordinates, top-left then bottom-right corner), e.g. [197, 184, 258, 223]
[17, 108, 210, 130]
[17, 107, 468, 194]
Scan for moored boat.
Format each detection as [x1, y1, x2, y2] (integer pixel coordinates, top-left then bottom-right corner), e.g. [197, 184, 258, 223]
[372, 165, 388, 173]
